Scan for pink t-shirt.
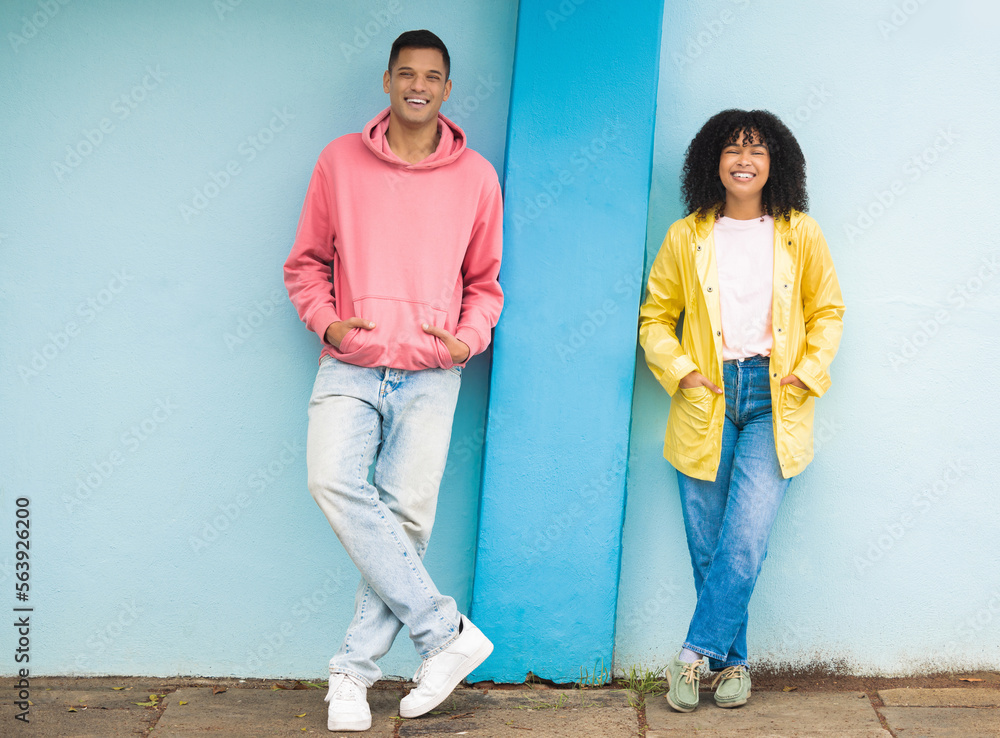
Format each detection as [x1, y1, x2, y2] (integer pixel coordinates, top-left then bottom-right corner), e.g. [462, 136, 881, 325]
[714, 215, 775, 361]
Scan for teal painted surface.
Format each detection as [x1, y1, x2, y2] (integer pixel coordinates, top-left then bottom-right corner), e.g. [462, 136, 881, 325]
[0, 0, 516, 677]
[616, 0, 1000, 675]
[470, 0, 664, 683]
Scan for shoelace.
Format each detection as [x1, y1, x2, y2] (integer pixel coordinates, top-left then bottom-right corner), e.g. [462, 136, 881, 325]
[711, 665, 747, 688]
[411, 659, 429, 685]
[680, 658, 704, 686]
[409, 621, 462, 687]
[326, 675, 361, 703]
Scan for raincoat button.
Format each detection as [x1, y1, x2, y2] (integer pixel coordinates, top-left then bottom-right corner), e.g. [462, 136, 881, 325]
[716, 331, 721, 336]
[707, 286, 713, 292]
[697, 245, 702, 251]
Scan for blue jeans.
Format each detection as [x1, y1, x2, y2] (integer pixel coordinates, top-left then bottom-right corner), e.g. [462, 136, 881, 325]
[306, 356, 463, 686]
[676, 355, 791, 671]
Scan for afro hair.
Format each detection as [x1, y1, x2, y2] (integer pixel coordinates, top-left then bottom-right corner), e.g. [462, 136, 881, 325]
[681, 109, 807, 221]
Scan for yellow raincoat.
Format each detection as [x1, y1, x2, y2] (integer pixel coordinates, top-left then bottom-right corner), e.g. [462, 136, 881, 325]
[639, 209, 844, 481]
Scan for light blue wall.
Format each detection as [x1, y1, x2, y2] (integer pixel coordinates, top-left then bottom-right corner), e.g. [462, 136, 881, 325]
[469, 0, 664, 684]
[616, 0, 1000, 675]
[0, 0, 516, 678]
[3, 0, 998, 682]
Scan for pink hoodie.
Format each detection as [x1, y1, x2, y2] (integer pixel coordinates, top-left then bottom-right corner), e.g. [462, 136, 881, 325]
[284, 108, 503, 370]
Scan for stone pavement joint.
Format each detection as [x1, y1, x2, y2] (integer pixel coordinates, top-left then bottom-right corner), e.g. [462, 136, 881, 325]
[3, 677, 1000, 736]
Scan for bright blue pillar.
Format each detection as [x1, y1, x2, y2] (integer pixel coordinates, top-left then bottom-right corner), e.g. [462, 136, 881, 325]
[470, 0, 665, 682]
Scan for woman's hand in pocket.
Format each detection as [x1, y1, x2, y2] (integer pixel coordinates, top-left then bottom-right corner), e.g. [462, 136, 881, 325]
[779, 374, 808, 390]
[679, 370, 722, 394]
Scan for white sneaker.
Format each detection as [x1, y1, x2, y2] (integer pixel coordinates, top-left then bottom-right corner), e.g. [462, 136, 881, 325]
[399, 615, 493, 719]
[325, 673, 371, 732]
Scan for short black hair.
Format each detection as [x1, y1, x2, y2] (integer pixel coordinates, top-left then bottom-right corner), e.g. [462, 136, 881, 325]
[388, 30, 450, 79]
[681, 109, 807, 221]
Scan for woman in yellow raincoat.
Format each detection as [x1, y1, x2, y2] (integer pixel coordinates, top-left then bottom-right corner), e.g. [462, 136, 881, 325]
[639, 109, 844, 713]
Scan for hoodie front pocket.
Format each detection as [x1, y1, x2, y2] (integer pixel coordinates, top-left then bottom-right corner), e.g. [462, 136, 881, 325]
[335, 296, 452, 370]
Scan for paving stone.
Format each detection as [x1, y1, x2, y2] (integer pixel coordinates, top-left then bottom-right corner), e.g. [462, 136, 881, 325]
[152, 686, 400, 737]
[880, 706, 1000, 737]
[0, 689, 158, 737]
[26, 686, 170, 708]
[879, 687, 1000, 707]
[397, 687, 638, 737]
[645, 691, 890, 737]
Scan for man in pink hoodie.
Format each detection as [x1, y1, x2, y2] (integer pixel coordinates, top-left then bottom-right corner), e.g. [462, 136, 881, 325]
[283, 31, 503, 732]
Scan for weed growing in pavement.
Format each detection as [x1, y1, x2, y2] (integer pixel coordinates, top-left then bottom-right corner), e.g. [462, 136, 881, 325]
[514, 693, 569, 710]
[577, 658, 612, 687]
[518, 670, 602, 710]
[621, 664, 666, 709]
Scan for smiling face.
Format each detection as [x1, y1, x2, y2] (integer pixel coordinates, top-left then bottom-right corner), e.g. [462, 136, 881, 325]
[718, 129, 770, 213]
[383, 46, 451, 131]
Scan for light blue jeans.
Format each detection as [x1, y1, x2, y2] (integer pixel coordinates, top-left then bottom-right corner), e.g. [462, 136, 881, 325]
[306, 355, 463, 686]
[676, 355, 791, 671]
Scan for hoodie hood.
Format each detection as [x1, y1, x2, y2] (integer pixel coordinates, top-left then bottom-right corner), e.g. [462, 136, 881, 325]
[362, 107, 467, 169]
